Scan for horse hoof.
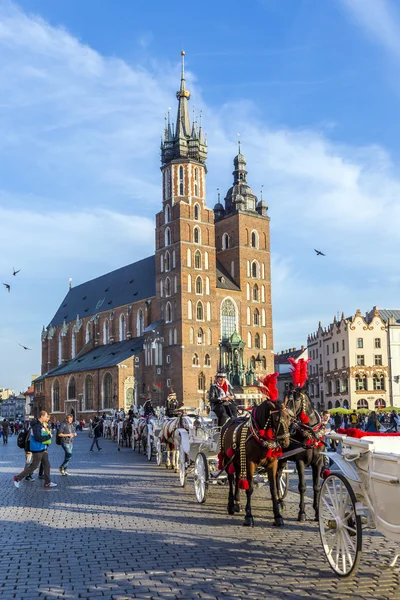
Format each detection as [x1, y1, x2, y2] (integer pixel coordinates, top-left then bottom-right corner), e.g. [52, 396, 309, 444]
[273, 517, 284, 527]
[234, 503, 241, 513]
[227, 506, 235, 516]
[243, 517, 254, 527]
[297, 513, 306, 522]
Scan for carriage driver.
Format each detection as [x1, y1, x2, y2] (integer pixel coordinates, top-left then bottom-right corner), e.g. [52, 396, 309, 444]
[143, 398, 156, 418]
[208, 371, 238, 426]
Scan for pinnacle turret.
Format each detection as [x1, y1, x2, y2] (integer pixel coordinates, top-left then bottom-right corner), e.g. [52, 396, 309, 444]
[161, 51, 207, 166]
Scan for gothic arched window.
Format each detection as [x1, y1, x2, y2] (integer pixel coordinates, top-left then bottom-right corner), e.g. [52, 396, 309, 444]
[165, 227, 171, 247]
[195, 250, 202, 269]
[190, 327, 194, 344]
[251, 230, 258, 248]
[253, 284, 259, 301]
[194, 168, 199, 197]
[52, 379, 60, 412]
[251, 261, 259, 278]
[192, 353, 199, 366]
[85, 375, 94, 410]
[165, 204, 171, 223]
[137, 309, 144, 336]
[194, 226, 201, 244]
[196, 301, 204, 321]
[58, 333, 63, 364]
[222, 233, 230, 250]
[205, 354, 211, 367]
[196, 276, 203, 295]
[187, 248, 191, 267]
[253, 309, 260, 326]
[254, 333, 260, 349]
[166, 302, 172, 323]
[221, 298, 237, 340]
[71, 331, 76, 359]
[194, 203, 200, 220]
[165, 277, 171, 297]
[103, 319, 109, 344]
[188, 300, 193, 320]
[179, 165, 184, 195]
[165, 251, 171, 271]
[197, 328, 204, 344]
[198, 372, 205, 391]
[119, 314, 126, 341]
[68, 376, 76, 400]
[103, 372, 113, 408]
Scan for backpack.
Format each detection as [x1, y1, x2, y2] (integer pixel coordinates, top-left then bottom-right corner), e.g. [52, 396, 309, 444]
[17, 429, 30, 449]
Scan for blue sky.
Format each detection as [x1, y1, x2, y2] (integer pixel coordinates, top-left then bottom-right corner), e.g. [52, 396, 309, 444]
[1, 0, 400, 392]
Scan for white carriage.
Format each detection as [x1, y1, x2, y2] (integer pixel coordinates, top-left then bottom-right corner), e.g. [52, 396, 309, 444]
[319, 431, 400, 577]
[177, 411, 291, 503]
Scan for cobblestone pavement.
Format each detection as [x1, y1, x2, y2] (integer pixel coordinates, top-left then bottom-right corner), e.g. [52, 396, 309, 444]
[0, 432, 399, 600]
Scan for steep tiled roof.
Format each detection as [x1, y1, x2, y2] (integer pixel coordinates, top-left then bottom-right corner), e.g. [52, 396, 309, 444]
[216, 261, 240, 291]
[376, 309, 400, 324]
[49, 256, 156, 327]
[274, 348, 305, 365]
[35, 337, 143, 381]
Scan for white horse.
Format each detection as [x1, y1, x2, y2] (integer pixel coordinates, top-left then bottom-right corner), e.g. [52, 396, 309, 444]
[160, 416, 188, 471]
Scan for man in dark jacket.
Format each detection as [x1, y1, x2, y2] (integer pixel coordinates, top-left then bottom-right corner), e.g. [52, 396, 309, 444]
[2, 420, 9, 444]
[90, 418, 102, 451]
[13, 411, 57, 488]
[208, 371, 237, 426]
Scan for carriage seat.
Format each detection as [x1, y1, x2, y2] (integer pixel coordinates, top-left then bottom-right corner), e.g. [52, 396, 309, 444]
[363, 436, 400, 456]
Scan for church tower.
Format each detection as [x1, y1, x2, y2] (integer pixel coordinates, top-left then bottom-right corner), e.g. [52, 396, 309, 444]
[214, 145, 274, 375]
[154, 52, 218, 406]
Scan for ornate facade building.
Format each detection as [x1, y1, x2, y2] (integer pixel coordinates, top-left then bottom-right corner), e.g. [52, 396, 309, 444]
[307, 307, 400, 411]
[33, 53, 274, 420]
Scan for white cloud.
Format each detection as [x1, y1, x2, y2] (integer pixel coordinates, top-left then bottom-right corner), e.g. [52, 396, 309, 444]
[340, 0, 400, 58]
[1, 1, 400, 391]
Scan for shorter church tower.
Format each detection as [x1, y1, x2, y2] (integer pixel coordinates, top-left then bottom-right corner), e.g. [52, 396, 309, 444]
[214, 146, 274, 375]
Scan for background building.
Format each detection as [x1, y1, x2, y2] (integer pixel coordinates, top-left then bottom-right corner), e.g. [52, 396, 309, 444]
[274, 346, 308, 400]
[33, 53, 274, 420]
[1, 394, 26, 420]
[307, 307, 399, 411]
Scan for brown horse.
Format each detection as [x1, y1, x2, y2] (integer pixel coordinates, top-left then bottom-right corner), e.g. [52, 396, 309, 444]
[220, 395, 290, 527]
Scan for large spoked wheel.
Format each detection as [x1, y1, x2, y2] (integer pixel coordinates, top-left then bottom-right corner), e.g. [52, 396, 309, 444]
[156, 438, 162, 466]
[179, 447, 187, 487]
[277, 470, 289, 500]
[319, 472, 362, 577]
[147, 434, 153, 461]
[194, 452, 209, 503]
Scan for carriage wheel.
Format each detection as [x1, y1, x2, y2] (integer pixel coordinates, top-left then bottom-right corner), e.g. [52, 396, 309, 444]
[277, 470, 289, 500]
[156, 438, 162, 466]
[194, 452, 209, 503]
[147, 435, 153, 461]
[179, 447, 187, 487]
[318, 473, 362, 577]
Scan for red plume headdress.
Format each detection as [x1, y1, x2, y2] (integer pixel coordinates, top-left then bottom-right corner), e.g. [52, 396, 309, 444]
[288, 357, 311, 388]
[257, 372, 279, 401]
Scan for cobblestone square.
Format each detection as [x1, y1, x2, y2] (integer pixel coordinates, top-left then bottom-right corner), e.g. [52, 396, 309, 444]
[0, 433, 399, 600]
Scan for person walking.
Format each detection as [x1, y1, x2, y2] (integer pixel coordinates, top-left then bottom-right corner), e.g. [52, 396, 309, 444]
[58, 415, 77, 475]
[365, 410, 380, 432]
[2, 420, 9, 444]
[13, 411, 57, 488]
[90, 418, 102, 451]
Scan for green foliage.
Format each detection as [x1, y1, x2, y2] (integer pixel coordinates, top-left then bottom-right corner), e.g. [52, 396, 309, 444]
[328, 406, 398, 415]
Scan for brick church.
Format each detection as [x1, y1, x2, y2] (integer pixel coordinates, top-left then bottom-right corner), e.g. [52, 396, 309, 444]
[33, 52, 274, 420]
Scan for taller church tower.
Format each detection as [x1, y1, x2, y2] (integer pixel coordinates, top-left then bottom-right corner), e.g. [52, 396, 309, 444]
[154, 52, 218, 405]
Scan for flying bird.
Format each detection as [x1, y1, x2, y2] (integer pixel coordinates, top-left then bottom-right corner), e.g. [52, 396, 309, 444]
[18, 343, 32, 350]
[314, 249, 325, 256]
[13, 268, 21, 276]
[3, 283, 10, 292]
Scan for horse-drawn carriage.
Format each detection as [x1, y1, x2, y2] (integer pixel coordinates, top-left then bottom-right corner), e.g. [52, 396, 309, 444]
[319, 430, 400, 577]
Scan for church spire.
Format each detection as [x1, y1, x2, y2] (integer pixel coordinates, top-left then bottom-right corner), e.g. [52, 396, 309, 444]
[175, 51, 191, 138]
[161, 51, 207, 167]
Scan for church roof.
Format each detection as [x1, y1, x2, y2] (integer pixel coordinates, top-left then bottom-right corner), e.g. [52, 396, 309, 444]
[216, 261, 240, 291]
[49, 256, 156, 327]
[35, 337, 144, 381]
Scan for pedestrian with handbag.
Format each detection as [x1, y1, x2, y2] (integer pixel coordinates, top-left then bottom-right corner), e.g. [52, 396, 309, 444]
[58, 415, 77, 475]
[89, 417, 102, 451]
